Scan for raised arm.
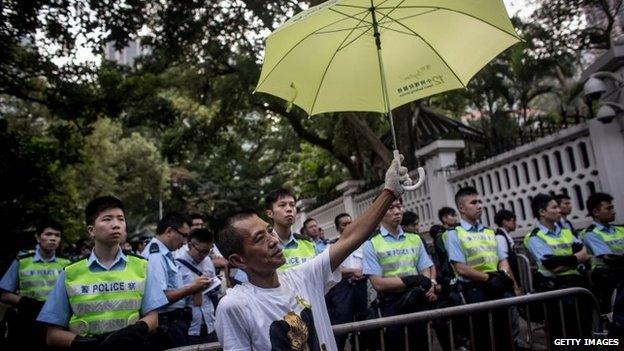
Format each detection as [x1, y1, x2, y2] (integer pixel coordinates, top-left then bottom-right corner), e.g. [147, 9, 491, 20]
[329, 156, 414, 271]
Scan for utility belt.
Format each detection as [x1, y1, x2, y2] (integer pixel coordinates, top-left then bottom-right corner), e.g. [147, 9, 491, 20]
[453, 280, 487, 292]
[376, 292, 404, 307]
[341, 277, 367, 287]
[535, 273, 586, 291]
[158, 307, 192, 326]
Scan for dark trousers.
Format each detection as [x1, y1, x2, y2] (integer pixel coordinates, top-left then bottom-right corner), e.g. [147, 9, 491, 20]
[377, 293, 430, 351]
[4, 306, 46, 349]
[451, 284, 512, 351]
[535, 274, 591, 341]
[158, 309, 191, 348]
[326, 278, 368, 350]
[188, 331, 218, 345]
[592, 267, 624, 313]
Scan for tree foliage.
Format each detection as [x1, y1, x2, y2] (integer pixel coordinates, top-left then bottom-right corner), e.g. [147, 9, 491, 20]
[0, 0, 620, 241]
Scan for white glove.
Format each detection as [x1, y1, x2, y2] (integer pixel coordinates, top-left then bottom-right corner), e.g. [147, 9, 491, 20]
[383, 154, 412, 198]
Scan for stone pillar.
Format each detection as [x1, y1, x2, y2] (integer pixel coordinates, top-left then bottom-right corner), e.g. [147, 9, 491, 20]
[588, 116, 624, 223]
[415, 140, 466, 219]
[336, 180, 365, 217]
[295, 198, 316, 232]
[582, 45, 624, 223]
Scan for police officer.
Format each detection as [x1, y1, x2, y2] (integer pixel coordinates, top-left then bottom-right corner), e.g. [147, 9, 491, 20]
[143, 212, 212, 348]
[36, 196, 168, 350]
[175, 228, 219, 345]
[494, 210, 520, 291]
[325, 213, 367, 350]
[524, 193, 590, 339]
[265, 188, 317, 271]
[555, 194, 577, 235]
[0, 219, 71, 347]
[363, 196, 437, 351]
[302, 217, 330, 254]
[444, 187, 515, 351]
[581, 192, 624, 313]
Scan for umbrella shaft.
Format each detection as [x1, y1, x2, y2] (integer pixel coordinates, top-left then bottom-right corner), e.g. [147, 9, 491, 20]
[370, 3, 398, 151]
[376, 47, 399, 152]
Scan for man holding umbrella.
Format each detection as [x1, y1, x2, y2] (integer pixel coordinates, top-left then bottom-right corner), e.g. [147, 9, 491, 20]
[215, 157, 415, 350]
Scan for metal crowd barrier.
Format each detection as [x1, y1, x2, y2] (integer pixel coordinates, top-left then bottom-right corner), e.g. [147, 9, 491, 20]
[168, 287, 604, 351]
[516, 253, 535, 294]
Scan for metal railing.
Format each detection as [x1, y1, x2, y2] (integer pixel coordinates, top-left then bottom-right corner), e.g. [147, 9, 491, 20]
[169, 287, 604, 351]
[516, 253, 535, 294]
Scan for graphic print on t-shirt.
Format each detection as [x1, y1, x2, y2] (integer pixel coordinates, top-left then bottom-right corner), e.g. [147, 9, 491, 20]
[269, 294, 322, 351]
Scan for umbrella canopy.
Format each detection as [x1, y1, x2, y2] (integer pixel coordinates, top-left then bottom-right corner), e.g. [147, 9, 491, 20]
[256, 0, 521, 116]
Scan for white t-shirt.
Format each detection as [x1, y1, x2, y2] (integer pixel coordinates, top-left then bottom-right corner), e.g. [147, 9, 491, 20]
[215, 249, 341, 350]
[340, 245, 363, 270]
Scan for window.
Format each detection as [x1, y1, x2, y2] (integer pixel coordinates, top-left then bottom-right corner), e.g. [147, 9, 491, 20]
[512, 165, 520, 186]
[542, 155, 552, 178]
[518, 198, 526, 220]
[532, 158, 541, 180]
[522, 162, 530, 183]
[578, 142, 590, 168]
[565, 146, 577, 172]
[503, 168, 511, 189]
[586, 181, 596, 196]
[554, 151, 564, 175]
[573, 184, 584, 210]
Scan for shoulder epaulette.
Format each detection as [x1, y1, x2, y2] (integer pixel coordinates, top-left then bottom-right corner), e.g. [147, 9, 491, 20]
[368, 231, 382, 241]
[585, 224, 596, 233]
[293, 234, 312, 242]
[529, 227, 540, 237]
[149, 243, 160, 253]
[16, 251, 35, 260]
[123, 250, 147, 260]
[64, 257, 88, 269]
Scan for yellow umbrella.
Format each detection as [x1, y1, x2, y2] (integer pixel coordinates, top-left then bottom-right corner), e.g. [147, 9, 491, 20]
[256, 0, 521, 188]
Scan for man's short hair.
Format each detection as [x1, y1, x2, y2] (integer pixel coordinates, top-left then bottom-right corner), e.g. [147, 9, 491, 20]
[334, 213, 351, 230]
[494, 209, 516, 227]
[264, 188, 296, 209]
[438, 207, 457, 222]
[303, 218, 316, 229]
[36, 219, 63, 236]
[85, 196, 125, 226]
[429, 224, 446, 239]
[190, 213, 203, 221]
[216, 211, 257, 259]
[531, 193, 554, 218]
[554, 194, 570, 204]
[586, 192, 613, 217]
[401, 211, 419, 227]
[454, 186, 479, 206]
[189, 228, 214, 243]
[156, 212, 191, 235]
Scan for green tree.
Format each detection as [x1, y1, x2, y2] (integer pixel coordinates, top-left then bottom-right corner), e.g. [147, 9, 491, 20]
[70, 118, 169, 237]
